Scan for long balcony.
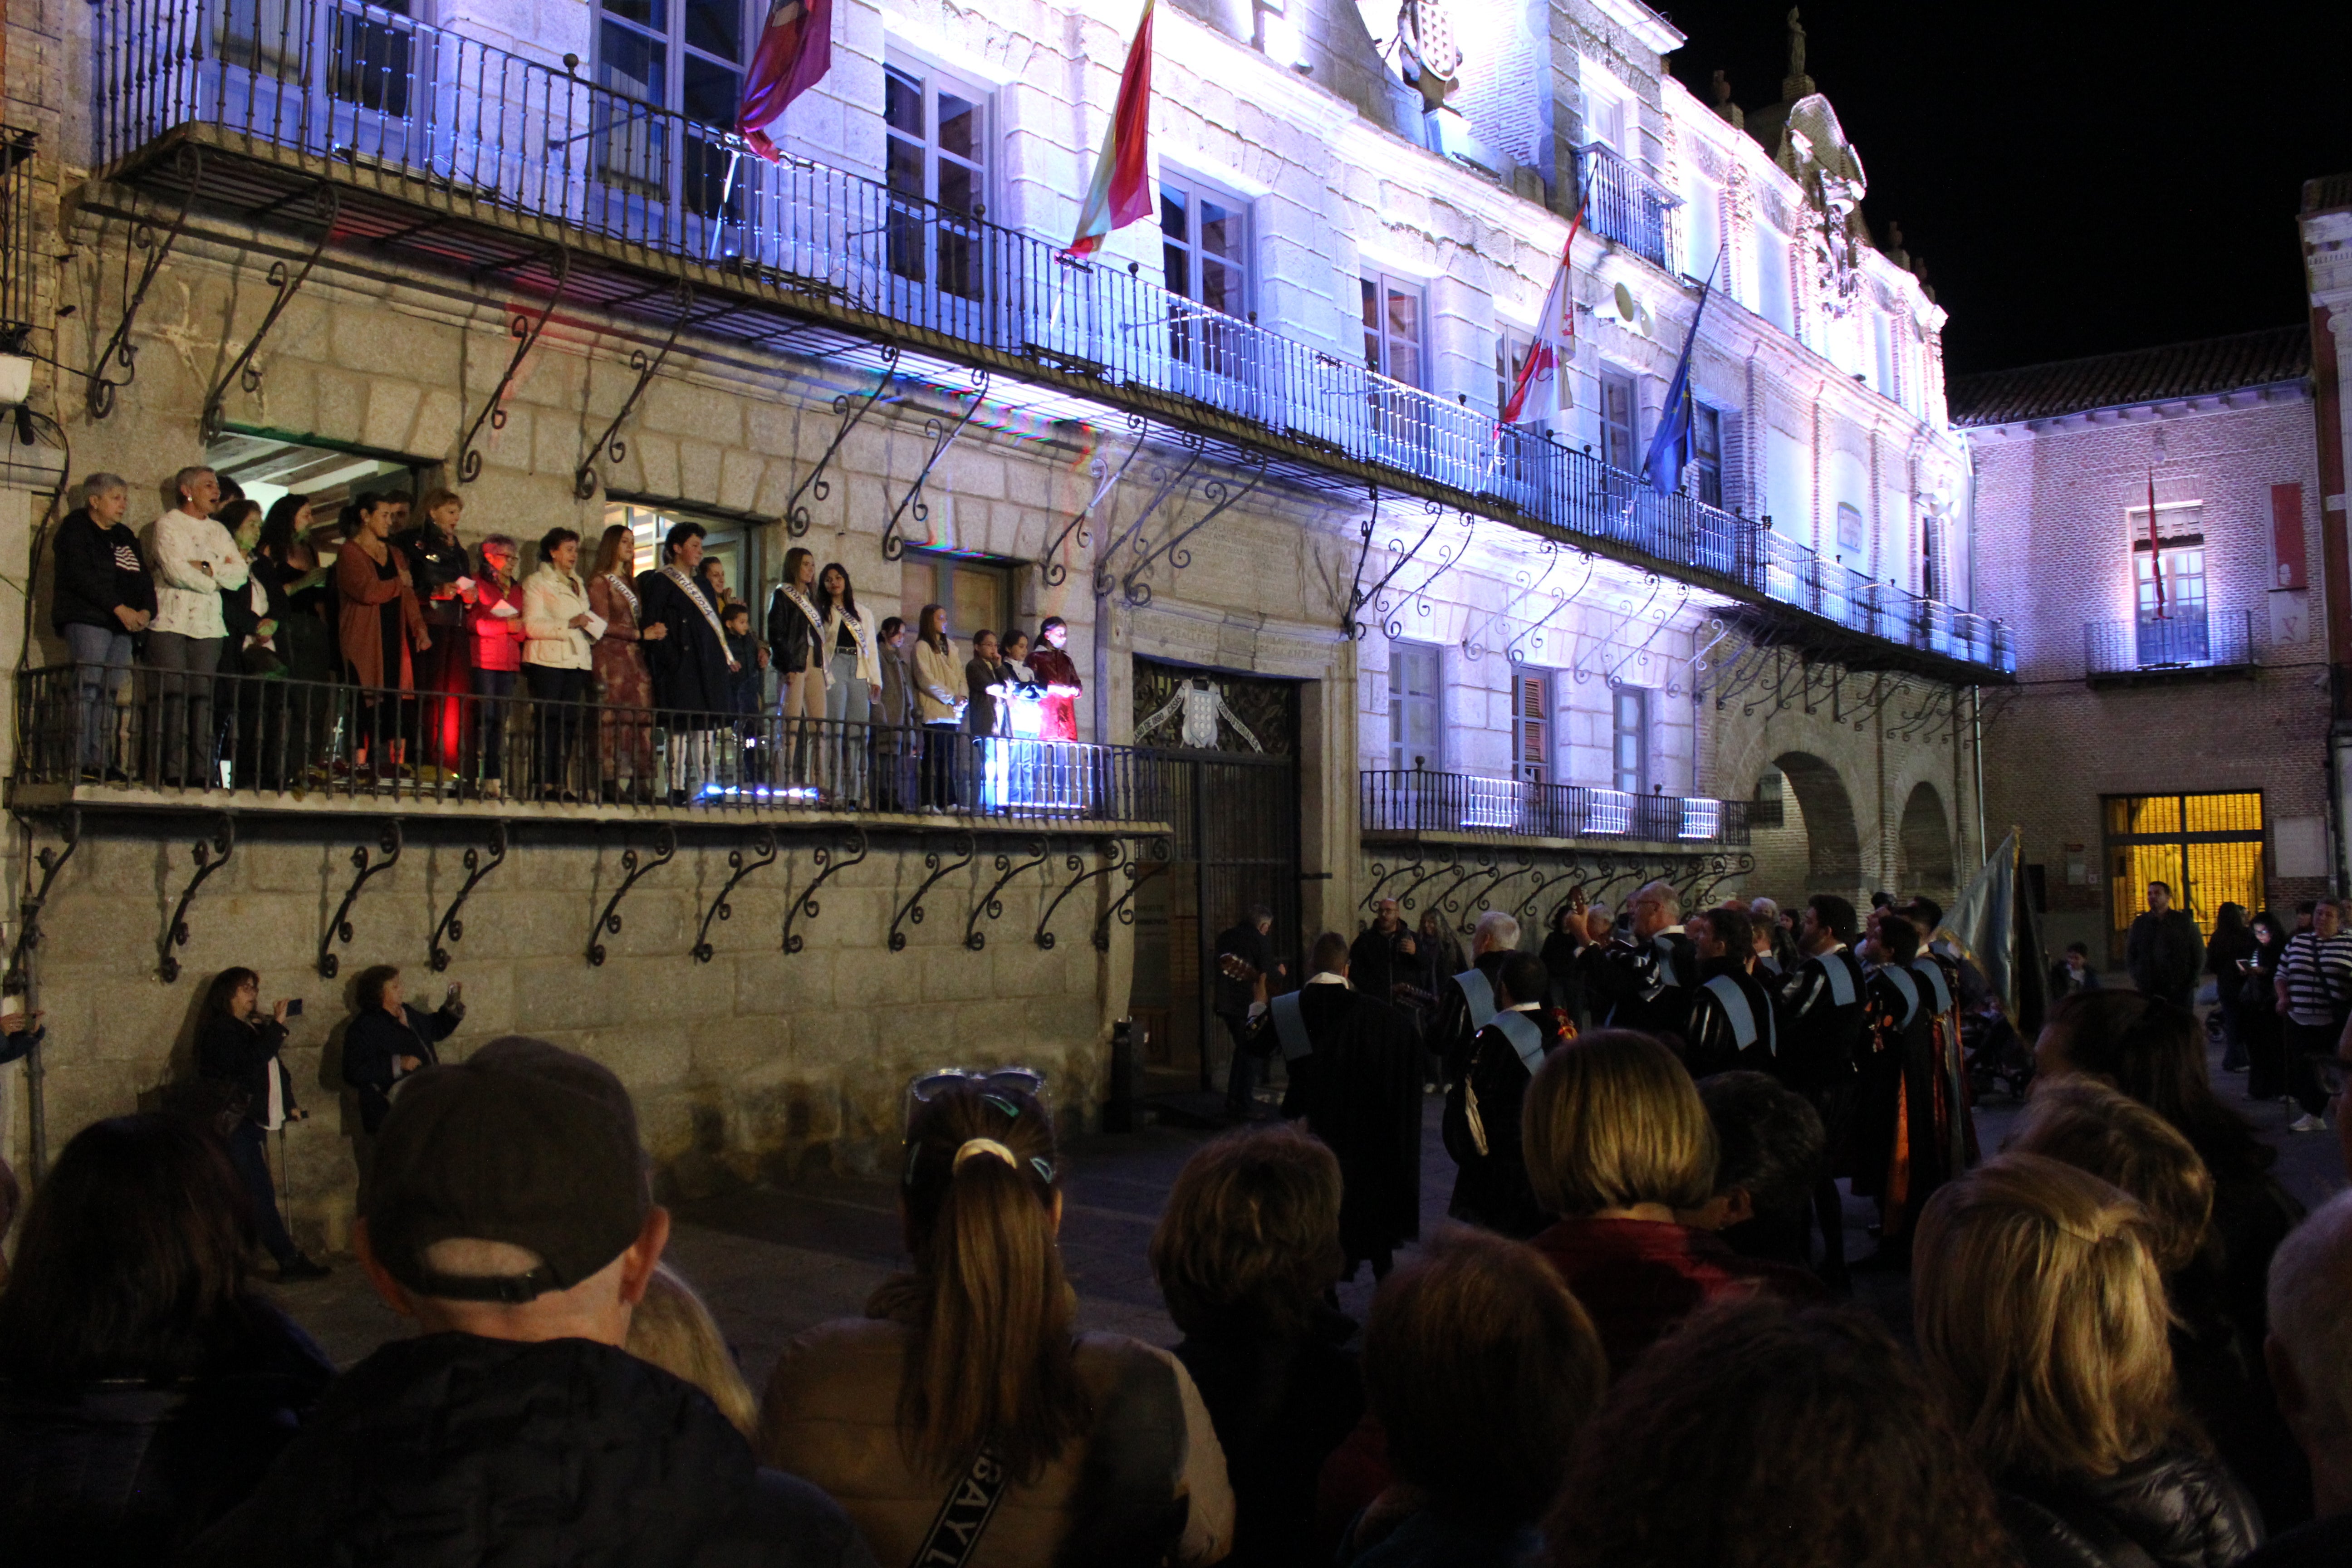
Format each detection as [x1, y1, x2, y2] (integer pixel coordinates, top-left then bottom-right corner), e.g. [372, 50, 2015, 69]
[90, 0, 2009, 681]
[10, 664, 1163, 828]
[1575, 142, 1679, 274]
[2084, 610, 2254, 685]
[1361, 769, 1750, 848]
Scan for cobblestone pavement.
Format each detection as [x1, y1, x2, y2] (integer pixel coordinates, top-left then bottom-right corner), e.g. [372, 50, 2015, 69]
[270, 1037, 2348, 1390]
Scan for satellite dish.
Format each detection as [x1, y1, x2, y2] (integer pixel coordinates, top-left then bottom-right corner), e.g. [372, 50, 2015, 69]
[1613, 282, 1636, 322]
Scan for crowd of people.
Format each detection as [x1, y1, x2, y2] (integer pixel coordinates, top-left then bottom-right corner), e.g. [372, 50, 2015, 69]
[0, 873, 2343, 1568]
[49, 467, 1086, 809]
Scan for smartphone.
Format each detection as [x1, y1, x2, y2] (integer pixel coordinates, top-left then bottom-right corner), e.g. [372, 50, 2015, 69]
[282, 998, 304, 1017]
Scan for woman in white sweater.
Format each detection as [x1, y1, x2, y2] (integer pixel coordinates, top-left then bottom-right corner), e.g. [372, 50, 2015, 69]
[520, 527, 601, 801]
[146, 466, 249, 784]
[911, 603, 964, 811]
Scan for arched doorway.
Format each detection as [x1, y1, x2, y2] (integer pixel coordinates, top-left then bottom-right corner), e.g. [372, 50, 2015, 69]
[1749, 752, 1865, 903]
[1899, 782, 1956, 900]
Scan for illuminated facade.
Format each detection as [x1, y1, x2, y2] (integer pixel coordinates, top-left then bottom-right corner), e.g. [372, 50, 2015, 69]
[0, 0, 2006, 1229]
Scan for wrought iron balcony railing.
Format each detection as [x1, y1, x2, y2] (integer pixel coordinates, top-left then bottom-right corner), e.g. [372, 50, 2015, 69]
[1362, 769, 1750, 846]
[13, 662, 1163, 823]
[90, 0, 2011, 676]
[0, 126, 35, 352]
[1574, 142, 1679, 273]
[2083, 609, 2253, 679]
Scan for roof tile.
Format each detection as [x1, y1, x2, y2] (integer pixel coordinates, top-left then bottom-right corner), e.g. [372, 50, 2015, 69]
[1946, 326, 2309, 427]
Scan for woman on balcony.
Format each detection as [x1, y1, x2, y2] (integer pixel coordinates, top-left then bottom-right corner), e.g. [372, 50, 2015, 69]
[464, 534, 527, 799]
[640, 521, 737, 806]
[766, 547, 826, 788]
[588, 523, 664, 804]
[253, 496, 334, 685]
[334, 492, 427, 784]
[393, 490, 478, 782]
[814, 562, 876, 801]
[912, 604, 963, 811]
[521, 528, 601, 803]
[50, 473, 153, 782]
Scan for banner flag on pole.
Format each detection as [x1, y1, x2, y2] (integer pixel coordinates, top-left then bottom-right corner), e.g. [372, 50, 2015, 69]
[736, 0, 833, 161]
[1640, 247, 1723, 496]
[2146, 469, 2166, 619]
[1499, 195, 1588, 427]
[1064, 0, 1157, 257]
[1933, 827, 2049, 1041]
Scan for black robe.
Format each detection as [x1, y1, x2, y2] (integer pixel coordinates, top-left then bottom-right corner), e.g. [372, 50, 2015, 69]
[1431, 950, 1509, 1086]
[1441, 1004, 1562, 1238]
[1246, 984, 1422, 1263]
[1583, 928, 1699, 1042]
[1774, 946, 1870, 1095]
[636, 568, 734, 724]
[1681, 958, 1781, 1080]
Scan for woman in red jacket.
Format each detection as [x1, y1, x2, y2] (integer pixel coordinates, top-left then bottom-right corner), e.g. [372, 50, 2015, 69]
[464, 534, 527, 799]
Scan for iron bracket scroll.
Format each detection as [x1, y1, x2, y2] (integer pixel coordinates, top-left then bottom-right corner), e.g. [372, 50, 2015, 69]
[1691, 852, 1757, 905]
[1391, 848, 1464, 913]
[1035, 838, 1122, 950]
[200, 182, 340, 442]
[965, 836, 1049, 951]
[1093, 837, 1173, 952]
[890, 828, 977, 951]
[157, 817, 236, 983]
[1382, 510, 1476, 642]
[5, 808, 81, 987]
[1357, 853, 1425, 912]
[693, 826, 780, 962]
[783, 824, 867, 954]
[318, 821, 404, 979]
[573, 279, 696, 500]
[881, 368, 990, 561]
[458, 241, 572, 483]
[1119, 455, 1270, 609]
[783, 348, 899, 535]
[427, 821, 509, 972]
[587, 824, 677, 966]
[1040, 416, 1147, 586]
[1093, 442, 1201, 595]
[89, 145, 205, 422]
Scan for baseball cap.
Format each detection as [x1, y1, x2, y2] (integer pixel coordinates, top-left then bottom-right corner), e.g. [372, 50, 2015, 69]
[364, 1036, 649, 1303]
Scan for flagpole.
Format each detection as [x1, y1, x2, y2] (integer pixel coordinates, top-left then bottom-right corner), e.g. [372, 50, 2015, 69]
[707, 146, 745, 260]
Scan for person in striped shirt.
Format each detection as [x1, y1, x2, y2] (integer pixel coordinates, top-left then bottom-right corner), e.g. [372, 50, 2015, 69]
[2273, 899, 2352, 1133]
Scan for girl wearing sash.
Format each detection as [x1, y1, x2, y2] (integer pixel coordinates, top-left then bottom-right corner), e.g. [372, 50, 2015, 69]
[765, 547, 826, 786]
[756, 1077, 1234, 1567]
[814, 562, 876, 799]
[587, 523, 664, 803]
[639, 521, 736, 804]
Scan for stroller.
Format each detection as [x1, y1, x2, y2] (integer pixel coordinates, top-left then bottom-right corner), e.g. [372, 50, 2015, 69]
[1963, 1002, 2034, 1102]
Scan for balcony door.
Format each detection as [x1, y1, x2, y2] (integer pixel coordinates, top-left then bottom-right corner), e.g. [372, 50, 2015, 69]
[885, 61, 991, 331]
[1160, 174, 1254, 410]
[1361, 272, 1431, 466]
[595, 0, 752, 244]
[1388, 640, 1441, 773]
[1510, 668, 1550, 785]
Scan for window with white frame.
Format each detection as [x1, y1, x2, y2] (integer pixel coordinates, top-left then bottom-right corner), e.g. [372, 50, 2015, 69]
[1612, 686, 1649, 794]
[1161, 174, 1249, 375]
[2129, 502, 2207, 622]
[1583, 72, 1632, 153]
[1598, 369, 1640, 472]
[1390, 641, 1441, 771]
[1688, 404, 1723, 508]
[884, 60, 989, 298]
[1362, 274, 1426, 388]
[1756, 226, 1792, 333]
[595, 0, 747, 215]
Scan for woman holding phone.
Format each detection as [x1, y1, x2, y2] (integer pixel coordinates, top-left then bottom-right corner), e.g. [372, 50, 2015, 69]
[196, 968, 330, 1281]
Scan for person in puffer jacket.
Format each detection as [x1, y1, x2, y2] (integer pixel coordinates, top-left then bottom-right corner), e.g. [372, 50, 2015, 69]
[757, 1075, 1235, 1568]
[182, 1036, 875, 1568]
[1915, 1153, 2263, 1568]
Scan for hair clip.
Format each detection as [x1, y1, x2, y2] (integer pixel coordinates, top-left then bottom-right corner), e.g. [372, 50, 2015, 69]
[981, 1093, 1021, 1119]
[1030, 1156, 1056, 1184]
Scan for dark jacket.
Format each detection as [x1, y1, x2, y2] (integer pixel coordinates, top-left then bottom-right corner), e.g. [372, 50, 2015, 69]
[641, 568, 736, 720]
[51, 506, 157, 635]
[341, 997, 463, 1133]
[1348, 922, 1416, 1005]
[725, 624, 763, 715]
[1997, 1446, 2261, 1568]
[0, 1301, 335, 1568]
[1443, 1005, 1563, 1239]
[964, 654, 1003, 736]
[1681, 958, 1781, 1080]
[1431, 950, 1509, 1084]
[1584, 927, 1699, 1040]
[1173, 1314, 1362, 1568]
[2127, 908, 2206, 1000]
[1213, 921, 1273, 1019]
[765, 584, 823, 676]
[197, 1012, 295, 1128]
[181, 1332, 875, 1568]
[1245, 983, 1422, 1259]
[1775, 945, 1869, 1091]
[392, 524, 473, 626]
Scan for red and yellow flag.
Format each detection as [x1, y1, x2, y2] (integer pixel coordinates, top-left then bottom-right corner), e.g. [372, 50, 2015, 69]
[1064, 0, 1156, 257]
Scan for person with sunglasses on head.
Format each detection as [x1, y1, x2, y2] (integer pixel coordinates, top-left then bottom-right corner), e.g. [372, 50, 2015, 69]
[758, 1071, 1234, 1568]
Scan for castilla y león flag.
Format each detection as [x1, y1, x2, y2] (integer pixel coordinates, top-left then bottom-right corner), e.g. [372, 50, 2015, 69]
[1064, 0, 1156, 257]
[735, 0, 833, 161]
[1499, 196, 1586, 426]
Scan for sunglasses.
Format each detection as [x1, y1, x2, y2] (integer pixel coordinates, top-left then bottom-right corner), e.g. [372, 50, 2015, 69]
[902, 1067, 1053, 1186]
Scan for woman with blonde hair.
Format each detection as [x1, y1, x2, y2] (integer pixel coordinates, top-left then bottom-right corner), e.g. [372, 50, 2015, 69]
[624, 1261, 755, 1439]
[1914, 1153, 2260, 1568]
[1520, 1029, 1822, 1374]
[758, 1076, 1232, 1566]
[586, 523, 664, 802]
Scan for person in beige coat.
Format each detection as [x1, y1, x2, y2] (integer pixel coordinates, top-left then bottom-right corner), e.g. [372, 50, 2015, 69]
[757, 1077, 1234, 1568]
[520, 527, 601, 800]
[910, 603, 965, 812]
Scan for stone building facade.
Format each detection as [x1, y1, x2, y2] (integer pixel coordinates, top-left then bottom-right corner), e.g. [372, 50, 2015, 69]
[0, 0, 2010, 1242]
[1955, 330, 2330, 965]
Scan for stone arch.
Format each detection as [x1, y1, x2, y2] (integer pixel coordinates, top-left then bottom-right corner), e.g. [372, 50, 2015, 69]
[1748, 751, 1865, 902]
[1898, 780, 1956, 900]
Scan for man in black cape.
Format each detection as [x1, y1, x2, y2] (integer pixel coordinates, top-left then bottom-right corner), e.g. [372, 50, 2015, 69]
[1581, 878, 1699, 1042]
[1441, 950, 1563, 1238]
[1773, 892, 1870, 1288]
[1243, 930, 1421, 1280]
[637, 521, 738, 805]
[1680, 905, 1781, 1080]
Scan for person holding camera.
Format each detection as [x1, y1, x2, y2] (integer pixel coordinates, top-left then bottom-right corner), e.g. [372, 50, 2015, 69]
[196, 967, 330, 1281]
[343, 966, 466, 1143]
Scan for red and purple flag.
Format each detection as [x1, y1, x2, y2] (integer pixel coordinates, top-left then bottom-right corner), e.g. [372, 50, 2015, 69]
[736, 0, 832, 162]
[1500, 196, 1587, 426]
[1064, 0, 1156, 257]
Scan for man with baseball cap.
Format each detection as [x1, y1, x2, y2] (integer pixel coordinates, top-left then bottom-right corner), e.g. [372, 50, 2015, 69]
[185, 1037, 874, 1568]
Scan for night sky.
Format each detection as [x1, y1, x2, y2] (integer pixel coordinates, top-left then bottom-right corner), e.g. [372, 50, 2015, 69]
[1656, 0, 2352, 376]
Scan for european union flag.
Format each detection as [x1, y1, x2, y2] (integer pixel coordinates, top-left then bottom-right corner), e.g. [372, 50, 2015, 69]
[1642, 250, 1722, 498]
